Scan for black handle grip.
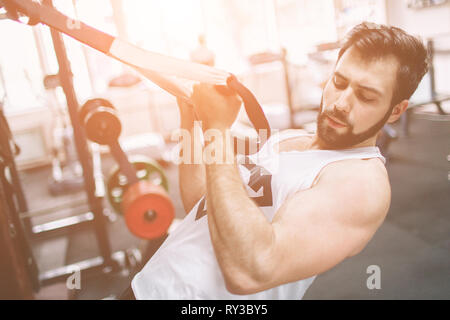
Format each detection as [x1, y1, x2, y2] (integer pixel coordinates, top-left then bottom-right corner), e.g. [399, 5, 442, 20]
[226, 74, 271, 153]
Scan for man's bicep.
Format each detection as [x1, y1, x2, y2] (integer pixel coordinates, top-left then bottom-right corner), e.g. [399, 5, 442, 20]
[267, 166, 389, 287]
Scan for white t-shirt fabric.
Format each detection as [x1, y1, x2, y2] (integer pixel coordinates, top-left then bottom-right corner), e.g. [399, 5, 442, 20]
[132, 130, 386, 299]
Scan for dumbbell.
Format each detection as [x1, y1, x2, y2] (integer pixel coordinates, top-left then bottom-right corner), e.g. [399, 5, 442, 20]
[79, 98, 174, 239]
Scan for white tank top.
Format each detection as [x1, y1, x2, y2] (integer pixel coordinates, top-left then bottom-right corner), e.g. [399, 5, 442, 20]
[132, 130, 386, 299]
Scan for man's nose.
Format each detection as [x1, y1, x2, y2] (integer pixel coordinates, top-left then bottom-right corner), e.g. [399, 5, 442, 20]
[334, 88, 353, 113]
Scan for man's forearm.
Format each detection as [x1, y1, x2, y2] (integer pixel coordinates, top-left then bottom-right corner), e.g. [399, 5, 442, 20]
[205, 131, 274, 285]
[178, 111, 206, 214]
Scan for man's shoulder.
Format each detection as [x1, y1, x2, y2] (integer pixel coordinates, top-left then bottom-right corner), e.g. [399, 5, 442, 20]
[318, 156, 388, 186]
[314, 157, 391, 222]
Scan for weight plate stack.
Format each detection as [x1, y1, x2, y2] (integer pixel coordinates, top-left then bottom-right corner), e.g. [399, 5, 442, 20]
[106, 155, 169, 214]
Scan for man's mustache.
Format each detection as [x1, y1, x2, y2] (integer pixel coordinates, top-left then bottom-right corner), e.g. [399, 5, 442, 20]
[322, 109, 351, 127]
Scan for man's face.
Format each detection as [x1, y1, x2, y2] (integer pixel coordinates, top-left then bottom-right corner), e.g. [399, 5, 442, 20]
[317, 46, 400, 149]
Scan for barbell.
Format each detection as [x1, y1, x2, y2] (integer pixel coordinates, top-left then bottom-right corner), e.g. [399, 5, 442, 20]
[79, 98, 174, 240]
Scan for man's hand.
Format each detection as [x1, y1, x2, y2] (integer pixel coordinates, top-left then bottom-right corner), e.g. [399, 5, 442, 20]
[191, 83, 242, 131]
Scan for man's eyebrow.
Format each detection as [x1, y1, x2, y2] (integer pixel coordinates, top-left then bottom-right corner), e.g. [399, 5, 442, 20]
[334, 71, 382, 97]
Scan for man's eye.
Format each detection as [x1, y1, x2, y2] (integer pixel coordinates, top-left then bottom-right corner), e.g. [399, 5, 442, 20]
[357, 92, 375, 103]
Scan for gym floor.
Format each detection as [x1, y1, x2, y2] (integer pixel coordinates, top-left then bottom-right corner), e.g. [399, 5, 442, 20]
[24, 105, 450, 300]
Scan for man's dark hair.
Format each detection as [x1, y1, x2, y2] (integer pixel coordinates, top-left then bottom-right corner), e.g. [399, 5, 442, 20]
[337, 22, 430, 106]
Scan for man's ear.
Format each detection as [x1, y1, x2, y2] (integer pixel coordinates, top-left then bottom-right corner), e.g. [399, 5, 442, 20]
[387, 100, 409, 124]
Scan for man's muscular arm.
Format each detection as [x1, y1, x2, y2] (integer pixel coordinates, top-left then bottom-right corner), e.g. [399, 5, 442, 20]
[176, 98, 206, 214]
[205, 134, 390, 295]
[204, 132, 274, 293]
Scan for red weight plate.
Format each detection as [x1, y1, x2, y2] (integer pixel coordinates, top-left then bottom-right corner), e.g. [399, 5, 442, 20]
[122, 181, 175, 239]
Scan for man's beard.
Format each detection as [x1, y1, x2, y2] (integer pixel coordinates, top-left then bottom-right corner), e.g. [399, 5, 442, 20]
[316, 98, 394, 150]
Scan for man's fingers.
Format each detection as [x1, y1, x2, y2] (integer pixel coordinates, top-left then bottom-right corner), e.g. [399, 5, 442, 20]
[214, 84, 236, 96]
[192, 83, 241, 108]
[193, 83, 237, 98]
